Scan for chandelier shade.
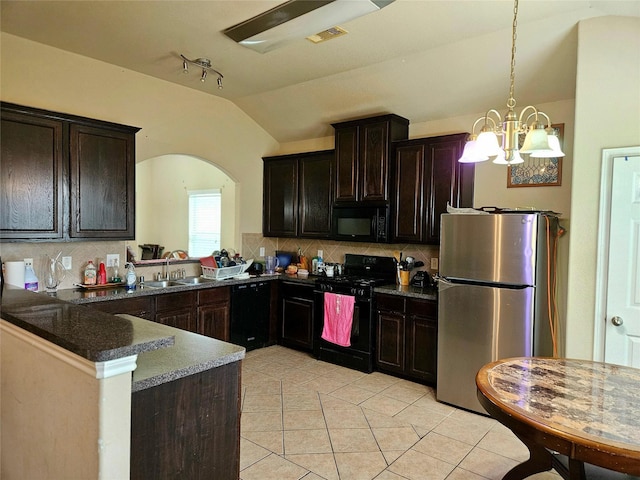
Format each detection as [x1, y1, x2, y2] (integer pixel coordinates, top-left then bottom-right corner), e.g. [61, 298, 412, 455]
[458, 137, 489, 163]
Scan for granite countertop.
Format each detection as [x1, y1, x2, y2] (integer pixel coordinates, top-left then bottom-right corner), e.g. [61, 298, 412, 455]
[117, 314, 245, 392]
[53, 272, 436, 304]
[480, 357, 640, 452]
[54, 273, 306, 304]
[0, 287, 174, 362]
[375, 284, 438, 301]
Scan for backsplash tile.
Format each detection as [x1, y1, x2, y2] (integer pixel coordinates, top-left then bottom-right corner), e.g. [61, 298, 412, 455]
[1, 235, 438, 291]
[242, 234, 439, 272]
[0, 241, 204, 291]
[0, 241, 128, 290]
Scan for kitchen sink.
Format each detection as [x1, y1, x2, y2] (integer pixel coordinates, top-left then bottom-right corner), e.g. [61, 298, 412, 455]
[174, 276, 216, 285]
[142, 280, 178, 288]
[141, 276, 216, 288]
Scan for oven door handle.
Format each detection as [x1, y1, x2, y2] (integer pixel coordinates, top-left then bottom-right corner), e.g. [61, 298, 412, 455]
[316, 290, 372, 302]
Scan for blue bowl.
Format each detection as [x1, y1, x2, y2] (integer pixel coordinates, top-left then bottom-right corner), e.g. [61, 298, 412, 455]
[276, 253, 292, 268]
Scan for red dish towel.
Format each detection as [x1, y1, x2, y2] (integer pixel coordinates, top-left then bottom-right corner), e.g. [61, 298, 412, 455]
[321, 292, 355, 347]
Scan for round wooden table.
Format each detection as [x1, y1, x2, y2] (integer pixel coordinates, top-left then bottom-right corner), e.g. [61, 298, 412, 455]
[476, 357, 640, 480]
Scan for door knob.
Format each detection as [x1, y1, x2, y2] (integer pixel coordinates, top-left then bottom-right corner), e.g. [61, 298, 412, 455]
[611, 316, 624, 327]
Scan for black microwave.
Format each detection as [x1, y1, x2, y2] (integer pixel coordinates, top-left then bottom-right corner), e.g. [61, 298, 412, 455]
[332, 205, 389, 243]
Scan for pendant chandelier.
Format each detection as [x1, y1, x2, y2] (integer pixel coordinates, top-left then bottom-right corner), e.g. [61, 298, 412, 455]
[458, 0, 565, 165]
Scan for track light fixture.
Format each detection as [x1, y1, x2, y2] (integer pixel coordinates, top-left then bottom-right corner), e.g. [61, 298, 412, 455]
[180, 54, 224, 89]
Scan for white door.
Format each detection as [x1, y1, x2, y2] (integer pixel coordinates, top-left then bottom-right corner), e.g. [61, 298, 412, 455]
[604, 154, 640, 367]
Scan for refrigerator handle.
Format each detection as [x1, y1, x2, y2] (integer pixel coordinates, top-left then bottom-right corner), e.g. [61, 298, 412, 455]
[436, 276, 455, 291]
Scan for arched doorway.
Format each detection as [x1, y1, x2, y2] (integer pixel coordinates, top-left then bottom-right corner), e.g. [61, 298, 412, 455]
[135, 154, 237, 257]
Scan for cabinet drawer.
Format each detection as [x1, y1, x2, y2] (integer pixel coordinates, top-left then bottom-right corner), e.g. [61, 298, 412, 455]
[406, 298, 437, 317]
[281, 281, 314, 299]
[198, 287, 230, 305]
[156, 291, 196, 311]
[376, 294, 405, 313]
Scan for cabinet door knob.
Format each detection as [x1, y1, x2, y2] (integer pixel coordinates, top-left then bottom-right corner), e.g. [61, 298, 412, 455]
[611, 316, 624, 327]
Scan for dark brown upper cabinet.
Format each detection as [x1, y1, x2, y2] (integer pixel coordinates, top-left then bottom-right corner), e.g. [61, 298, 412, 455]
[392, 133, 474, 244]
[69, 123, 136, 238]
[0, 110, 65, 240]
[332, 114, 409, 205]
[0, 102, 139, 241]
[263, 150, 334, 238]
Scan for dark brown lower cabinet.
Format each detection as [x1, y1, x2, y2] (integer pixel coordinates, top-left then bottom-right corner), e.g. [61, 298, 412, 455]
[376, 293, 437, 383]
[90, 295, 155, 321]
[376, 294, 406, 374]
[405, 299, 438, 382]
[197, 287, 230, 341]
[91, 287, 230, 338]
[155, 291, 197, 331]
[130, 361, 241, 480]
[279, 281, 315, 351]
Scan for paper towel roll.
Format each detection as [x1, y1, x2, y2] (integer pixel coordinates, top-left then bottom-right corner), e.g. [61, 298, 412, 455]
[5, 261, 25, 288]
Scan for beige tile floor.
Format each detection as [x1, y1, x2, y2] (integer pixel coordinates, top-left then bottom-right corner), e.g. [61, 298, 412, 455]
[239, 345, 563, 480]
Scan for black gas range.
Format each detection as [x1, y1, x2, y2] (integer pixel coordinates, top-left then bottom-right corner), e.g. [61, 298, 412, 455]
[313, 254, 397, 372]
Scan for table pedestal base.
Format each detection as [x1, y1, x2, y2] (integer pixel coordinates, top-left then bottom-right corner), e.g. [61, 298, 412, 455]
[502, 430, 554, 480]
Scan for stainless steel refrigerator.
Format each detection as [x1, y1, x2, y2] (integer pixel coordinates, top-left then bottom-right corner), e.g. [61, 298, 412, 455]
[437, 212, 559, 414]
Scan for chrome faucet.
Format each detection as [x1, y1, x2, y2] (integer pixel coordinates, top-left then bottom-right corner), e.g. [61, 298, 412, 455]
[163, 256, 172, 280]
[161, 253, 188, 280]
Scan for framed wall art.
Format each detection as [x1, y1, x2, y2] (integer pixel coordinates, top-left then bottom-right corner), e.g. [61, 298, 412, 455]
[507, 123, 564, 187]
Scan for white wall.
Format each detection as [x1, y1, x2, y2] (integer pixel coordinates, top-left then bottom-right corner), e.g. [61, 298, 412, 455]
[566, 16, 640, 359]
[136, 154, 237, 254]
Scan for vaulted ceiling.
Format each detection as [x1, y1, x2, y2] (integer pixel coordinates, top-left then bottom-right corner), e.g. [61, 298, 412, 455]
[2, 1, 639, 142]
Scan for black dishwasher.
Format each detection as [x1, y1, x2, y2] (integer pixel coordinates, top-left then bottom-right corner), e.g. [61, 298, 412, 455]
[230, 281, 271, 350]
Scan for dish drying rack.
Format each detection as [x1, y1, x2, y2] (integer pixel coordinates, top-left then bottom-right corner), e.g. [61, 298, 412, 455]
[201, 265, 244, 281]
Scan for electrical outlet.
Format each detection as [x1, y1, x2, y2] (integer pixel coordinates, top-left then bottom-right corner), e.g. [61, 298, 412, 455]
[259, 247, 265, 257]
[431, 258, 439, 270]
[106, 254, 120, 267]
[24, 258, 33, 268]
[62, 256, 72, 270]
[318, 250, 323, 259]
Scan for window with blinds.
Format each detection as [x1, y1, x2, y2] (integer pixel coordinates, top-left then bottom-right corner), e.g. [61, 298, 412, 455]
[188, 189, 221, 257]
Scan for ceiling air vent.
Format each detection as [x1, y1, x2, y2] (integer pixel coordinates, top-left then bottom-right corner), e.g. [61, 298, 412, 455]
[307, 26, 348, 44]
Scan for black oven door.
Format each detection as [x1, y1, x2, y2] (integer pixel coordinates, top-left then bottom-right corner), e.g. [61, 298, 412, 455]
[313, 289, 374, 373]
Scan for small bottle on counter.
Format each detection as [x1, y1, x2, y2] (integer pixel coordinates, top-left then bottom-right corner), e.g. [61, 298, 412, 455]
[110, 262, 121, 283]
[24, 264, 39, 291]
[125, 263, 137, 290]
[97, 262, 107, 285]
[84, 260, 97, 285]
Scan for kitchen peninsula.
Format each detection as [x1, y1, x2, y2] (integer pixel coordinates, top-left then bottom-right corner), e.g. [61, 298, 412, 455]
[0, 286, 244, 480]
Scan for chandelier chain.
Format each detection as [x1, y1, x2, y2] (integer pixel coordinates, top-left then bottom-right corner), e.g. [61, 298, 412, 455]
[507, 0, 519, 109]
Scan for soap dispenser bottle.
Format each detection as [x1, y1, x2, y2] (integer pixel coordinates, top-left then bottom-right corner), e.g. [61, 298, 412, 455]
[125, 263, 136, 289]
[24, 263, 39, 291]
